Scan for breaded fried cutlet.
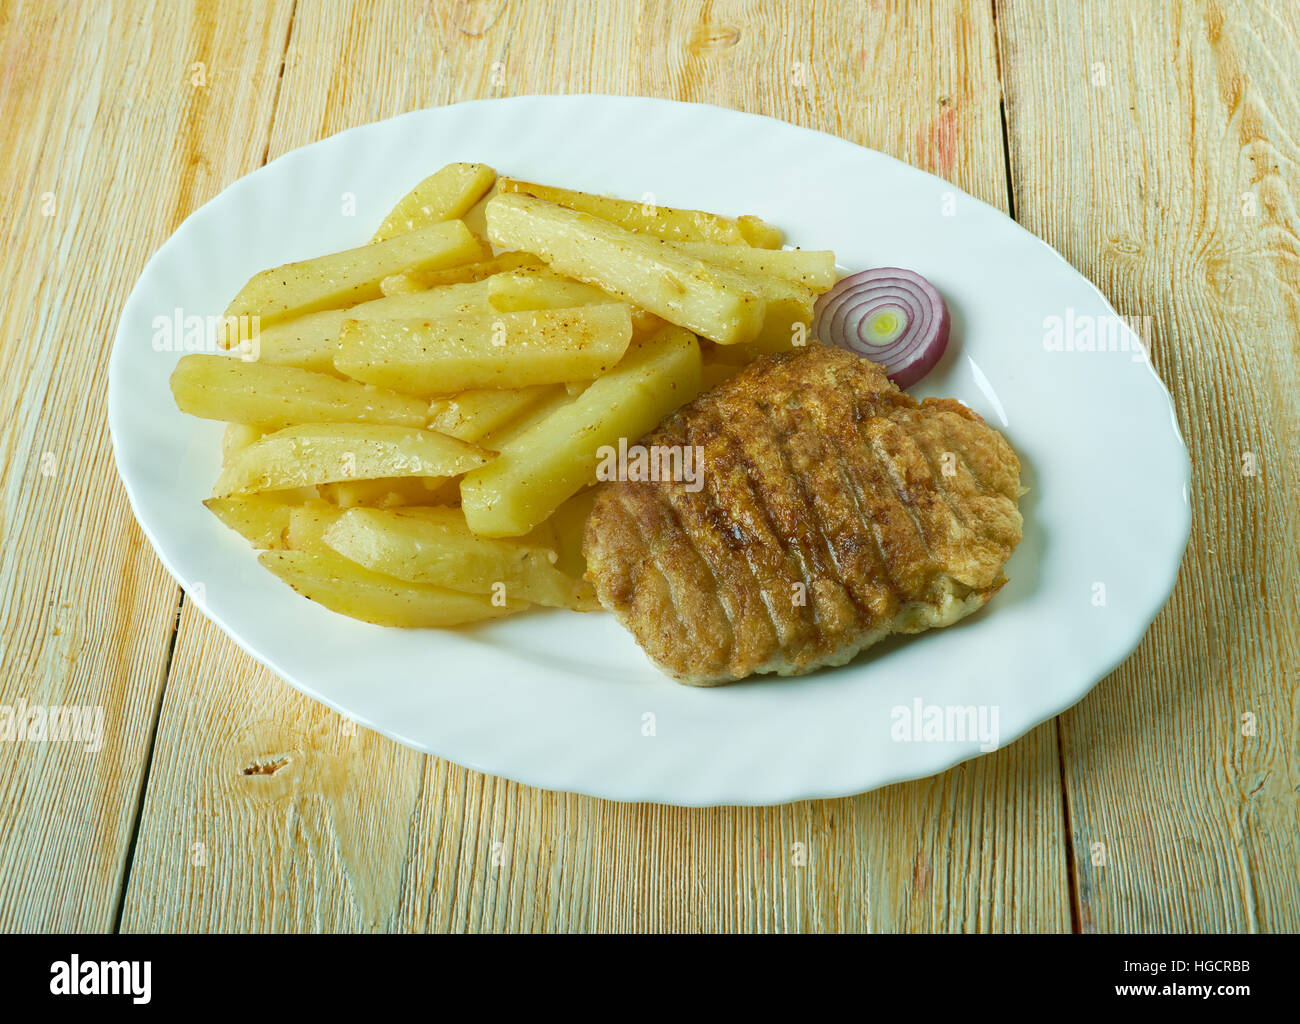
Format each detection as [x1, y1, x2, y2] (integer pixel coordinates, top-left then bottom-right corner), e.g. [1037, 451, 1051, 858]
[583, 345, 1024, 685]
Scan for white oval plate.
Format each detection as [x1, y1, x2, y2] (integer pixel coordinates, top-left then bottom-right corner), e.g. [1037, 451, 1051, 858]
[110, 95, 1189, 806]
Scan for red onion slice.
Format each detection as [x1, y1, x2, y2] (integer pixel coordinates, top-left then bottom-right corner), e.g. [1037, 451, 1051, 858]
[812, 268, 950, 388]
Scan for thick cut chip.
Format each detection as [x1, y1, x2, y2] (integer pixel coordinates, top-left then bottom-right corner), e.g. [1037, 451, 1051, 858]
[426, 385, 559, 443]
[286, 503, 345, 550]
[486, 193, 765, 345]
[221, 423, 265, 462]
[669, 241, 837, 292]
[497, 178, 782, 247]
[372, 163, 497, 242]
[324, 507, 589, 609]
[250, 278, 496, 373]
[204, 496, 296, 549]
[317, 477, 447, 508]
[212, 423, 490, 497]
[170, 354, 427, 429]
[380, 251, 543, 296]
[335, 303, 633, 393]
[222, 220, 483, 330]
[259, 548, 524, 627]
[459, 325, 702, 537]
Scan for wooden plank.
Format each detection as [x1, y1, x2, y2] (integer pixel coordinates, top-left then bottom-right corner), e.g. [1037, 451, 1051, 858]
[0, 0, 294, 930]
[998, 0, 1300, 931]
[120, 0, 1068, 932]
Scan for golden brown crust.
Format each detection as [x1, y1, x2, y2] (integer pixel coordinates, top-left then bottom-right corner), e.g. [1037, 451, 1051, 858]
[583, 345, 1024, 685]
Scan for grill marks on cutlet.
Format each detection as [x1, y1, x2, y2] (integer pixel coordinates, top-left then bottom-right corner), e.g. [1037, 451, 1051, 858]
[760, 397, 865, 636]
[764, 380, 891, 629]
[813, 398, 904, 621]
[916, 410, 998, 570]
[910, 404, 997, 526]
[595, 488, 681, 632]
[924, 399, 997, 492]
[643, 354, 970, 674]
[685, 354, 941, 673]
[904, 420, 977, 535]
[884, 412, 976, 548]
[827, 384, 913, 610]
[717, 396, 849, 649]
[582, 346, 1024, 684]
[923, 405, 1024, 583]
[620, 423, 736, 678]
[662, 402, 786, 672]
[863, 418, 960, 574]
[849, 414, 936, 599]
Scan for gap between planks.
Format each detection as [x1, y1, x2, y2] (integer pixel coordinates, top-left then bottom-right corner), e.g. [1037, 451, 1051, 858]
[990, 0, 1077, 934]
[110, 0, 301, 933]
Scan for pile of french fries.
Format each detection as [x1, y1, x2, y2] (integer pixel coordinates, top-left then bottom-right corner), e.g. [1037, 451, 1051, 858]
[170, 162, 838, 628]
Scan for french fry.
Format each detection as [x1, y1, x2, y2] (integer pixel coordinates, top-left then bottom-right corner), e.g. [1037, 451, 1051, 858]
[460, 325, 702, 537]
[259, 548, 525, 628]
[486, 193, 766, 345]
[358, 279, 498, 316]
[670, 241, 837, 292]
[213, 423, 490, 497]
[673, 265, 814, 355]
[318, 477, 446, 508]
[516, 515, 560, 552]
[474, 385, 579, 451]
[323, 507, 589, 609]
[547, 487, 600, 581]
[170, 354, 428, 429]
[419, 385, 581, 509]
[461, 179, 500, 239]
[286, 502, 344, 549]
[222, 220, 483, 331]
[372, 163, 497, 242]
[736, 272, 817, 353]
[498, 178, 783, 247]
[376, 274, 424, 297]
[486, 270, 609, 312]
[335, 303, 633, 393]
[426, 384, 560, 443]
[247, 310, 350, 375]
[221, 423, 264, 462]
[204, 495, 296, 549]
[487, 269, 666, 336]
[381, 251, 543, 297]
[251, 278, 496, 373]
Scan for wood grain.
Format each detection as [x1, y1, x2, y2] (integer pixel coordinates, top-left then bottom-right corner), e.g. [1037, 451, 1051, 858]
[118, 0, 1069, 932]
[999, 0, 1300, 931]
[12, 0, 1288, 934]
[0, 0, 294, 930]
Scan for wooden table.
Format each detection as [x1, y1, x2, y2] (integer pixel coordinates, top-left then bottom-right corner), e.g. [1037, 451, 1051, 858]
[2, 0, 1297, 934]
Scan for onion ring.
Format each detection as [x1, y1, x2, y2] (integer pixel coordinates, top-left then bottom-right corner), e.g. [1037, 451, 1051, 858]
[812, 268, 950, 388]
